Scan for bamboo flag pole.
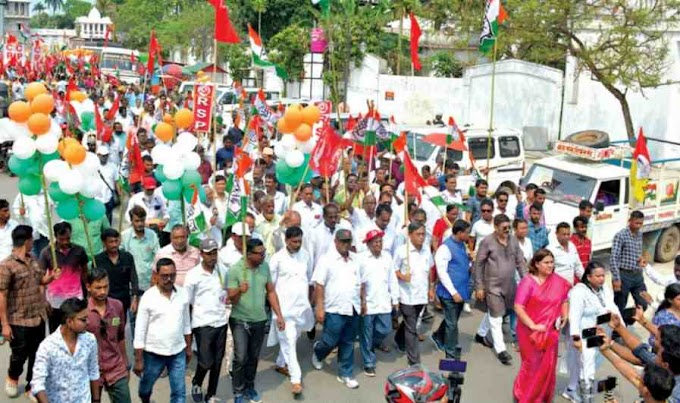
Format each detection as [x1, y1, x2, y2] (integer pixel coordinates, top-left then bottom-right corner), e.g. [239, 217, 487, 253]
[211, 38, 219, 171]
[76, 195, 97, 268]
[404, 187, 410, 276]
[485, 40, 498, 181]
[39, 172, 58, 272]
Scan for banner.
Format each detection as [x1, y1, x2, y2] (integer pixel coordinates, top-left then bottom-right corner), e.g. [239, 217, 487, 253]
[3, 40, 25, 66]
[314, 100, 332, 137]
[193, 84, 215, 133]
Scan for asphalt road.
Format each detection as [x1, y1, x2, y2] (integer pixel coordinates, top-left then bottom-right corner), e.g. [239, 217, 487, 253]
[0, 173, 671, 403]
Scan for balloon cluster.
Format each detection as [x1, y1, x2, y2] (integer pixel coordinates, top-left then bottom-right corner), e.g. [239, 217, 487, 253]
[274, 104, 321, 185]
[8, 83, 107, 221]
[154, 108, 194, 143]
[152, 131, 206, 203]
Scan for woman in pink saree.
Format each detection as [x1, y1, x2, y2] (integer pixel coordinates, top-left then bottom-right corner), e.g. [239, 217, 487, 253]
[513, 249, 571, 403]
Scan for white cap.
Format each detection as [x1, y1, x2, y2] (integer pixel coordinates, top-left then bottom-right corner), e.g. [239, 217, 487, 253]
[97, 145, 110, 155]
[231, 223, 251, 237]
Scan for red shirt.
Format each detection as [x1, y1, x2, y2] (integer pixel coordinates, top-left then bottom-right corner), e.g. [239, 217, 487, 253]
[432, 218, 450, 248]
[570, 233, 592, 269]
[87, 297, 128, 386]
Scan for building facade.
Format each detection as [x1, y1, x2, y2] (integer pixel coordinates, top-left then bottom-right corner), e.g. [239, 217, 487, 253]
[3, 0, 30, 37]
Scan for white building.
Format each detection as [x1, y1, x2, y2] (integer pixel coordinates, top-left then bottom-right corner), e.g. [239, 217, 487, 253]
[74, 7, 113, 41]
[32, 29, 77, 50]
[3, 0, 30, 37]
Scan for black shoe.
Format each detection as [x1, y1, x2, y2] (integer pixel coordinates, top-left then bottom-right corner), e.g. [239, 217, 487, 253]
[497, 351, 512, 366]
[475, 334, 493, 348]
[363, 367, 376, 377]
[190, 384, 203, 403]
[307, 326, 316, 340]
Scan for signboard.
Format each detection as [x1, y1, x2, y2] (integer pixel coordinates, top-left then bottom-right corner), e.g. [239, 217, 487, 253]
[554, 141, 622, 161]
[385, 91, 395, 101]
[3, 41, 25, 66]
[315, 100, 332, 137]
[193, 84, 214, 133]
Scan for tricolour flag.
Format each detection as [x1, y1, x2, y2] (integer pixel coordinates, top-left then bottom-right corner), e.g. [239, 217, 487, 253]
[224, 173, 249, 227]
[248, 24, 288, 80]
[186, 185, 208, 247]
[479, 0, 507, 54]
[253, 89, 279, 125]
[631, 128, 651, 202]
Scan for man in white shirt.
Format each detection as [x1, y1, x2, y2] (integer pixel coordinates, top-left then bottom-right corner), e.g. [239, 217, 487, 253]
[308, 203, 351, 267]
[493, 190, 515, 221]
[253, 196, 280, 257]
[292, 183, 322, 233]
[548, 222, 584, 286]
[96, 146, 119, 224]
[469, 199, 495, 250]
[356, 203, 397, 255]
[0, 199, 18, 261]
[358, 229, 398, 377]
[311, 229, 362, 389]
[133, 258, 192, 403]
[347, 193, 377, 230]
[218, 223, 250, 273]
[184, 239, 229, 403]
[12, 192, 53, 257]
[268, 226, 314, 396]
[440, 174, 463, 206]
[393, 222, 434, 366]
[264, 174, 288, 216]
[124, 179, 169, 225]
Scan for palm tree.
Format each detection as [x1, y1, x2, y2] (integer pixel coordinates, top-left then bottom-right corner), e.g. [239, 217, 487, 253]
[32, 2, 47, 14]
[96, 0, 117, 16]
[43, 0, 65, 15]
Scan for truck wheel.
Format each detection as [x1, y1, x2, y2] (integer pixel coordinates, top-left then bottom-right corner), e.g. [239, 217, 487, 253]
[564, 130, 610, 149]
[655, 225, 680, 263]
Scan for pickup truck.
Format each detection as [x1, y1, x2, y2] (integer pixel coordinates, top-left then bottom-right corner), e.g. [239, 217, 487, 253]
[523, 139, 680, 262]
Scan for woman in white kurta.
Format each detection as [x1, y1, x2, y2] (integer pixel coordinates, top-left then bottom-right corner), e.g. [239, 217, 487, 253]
[266, 226, 314, 395]
[566, 262, 620, 402]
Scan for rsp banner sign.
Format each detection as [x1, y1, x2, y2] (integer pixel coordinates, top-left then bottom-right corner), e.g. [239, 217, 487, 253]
[193, 84, 215, 133]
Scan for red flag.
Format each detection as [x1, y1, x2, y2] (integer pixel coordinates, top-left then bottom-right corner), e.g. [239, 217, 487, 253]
[65, 78, 77, 102]
[95, 106, 113, 143]
[393, 131, 407, 155]
[310, 125, 343, 177]
[209, 0, 240, 44]
[106, 94, 120, 121]
[147, 30, 161, 76]
[104, 25, 112, 48]
[346, 114, 356, 131]
[403, 152, 427, 198]
[127, 131, 145, 182]
[409, 12, 422, 71]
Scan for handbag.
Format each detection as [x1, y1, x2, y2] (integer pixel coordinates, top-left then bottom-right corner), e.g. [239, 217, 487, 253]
[98, 170, 120, 207]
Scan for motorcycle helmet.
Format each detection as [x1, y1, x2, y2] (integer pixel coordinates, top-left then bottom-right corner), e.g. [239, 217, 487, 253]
[384, 365, 448, 402]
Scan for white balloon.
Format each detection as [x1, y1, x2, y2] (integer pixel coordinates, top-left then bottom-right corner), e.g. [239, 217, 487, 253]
[164, 162, 185, 180]
[298, 137, 317, 154]
[10, 121, 33, 140]
[12, 137, 37, 159]
[80, 175, 103, 197]
[183, 152, 201, 170]
[35, 134, 59, 155]
[151, 143, 171, 165]
[48, 118, 62, 138]
[273, 142, 288, 159]
[43, 160, 69, 182]
[285, 150, 305, 168]
[171, 142, 189, 158]
[176, 132, 198, 150]
[280, 134, 297, 150]
[59, 169, 84, 195]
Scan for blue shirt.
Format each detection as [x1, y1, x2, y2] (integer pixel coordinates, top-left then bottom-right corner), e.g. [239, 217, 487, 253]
[31, 327, 99, 403]
[216, 146, 234, 169]
[466, 195, 484, 225]
[527, 221, 549, 253]
[121, 227, 160, 291]
[609, 228, 643, 282]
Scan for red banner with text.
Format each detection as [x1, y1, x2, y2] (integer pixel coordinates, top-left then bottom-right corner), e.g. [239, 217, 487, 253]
[193, 84, 215, 133]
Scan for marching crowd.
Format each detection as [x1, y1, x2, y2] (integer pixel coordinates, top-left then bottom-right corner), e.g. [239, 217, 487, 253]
[0, 74, 679, 403]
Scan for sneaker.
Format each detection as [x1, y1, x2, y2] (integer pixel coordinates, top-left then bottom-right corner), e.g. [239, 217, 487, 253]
[234, 395, 246, 403]
[5, 377, 18, 398]
[363, 367, 376, 377]
[429, 335, 444, 352]
[245, 389, 263, 403]
[24, 390, 38, 402]
[311, 341, 324, 370]
[191, 384, 204, 403]
[497, 351, 513, 366]
[475, 334, 493, 348]
[463, 303, 472, 313]
[291, 383, 303, 395]
[336, 376, 360, 389]
[561, 388, 581, 403]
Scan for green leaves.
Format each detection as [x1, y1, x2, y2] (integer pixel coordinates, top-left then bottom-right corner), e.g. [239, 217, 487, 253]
[269, 25, 310, 82]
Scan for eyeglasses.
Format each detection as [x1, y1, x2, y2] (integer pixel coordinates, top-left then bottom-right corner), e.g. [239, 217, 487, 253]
[159, 273, 177, 281]
[498, 199, 508, 203]
[249, 250, 266, 257]
[500, 225, 511, 232]
[481, 209, 493, 213]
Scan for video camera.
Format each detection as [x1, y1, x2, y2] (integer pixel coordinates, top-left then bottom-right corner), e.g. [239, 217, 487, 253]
[439, 359, 467, 403]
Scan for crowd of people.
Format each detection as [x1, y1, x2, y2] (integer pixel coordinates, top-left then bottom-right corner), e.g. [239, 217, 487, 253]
[0, 73, 679, 403]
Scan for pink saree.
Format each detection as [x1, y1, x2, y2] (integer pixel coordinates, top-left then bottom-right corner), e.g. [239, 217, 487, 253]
[513, 273, 571, 403]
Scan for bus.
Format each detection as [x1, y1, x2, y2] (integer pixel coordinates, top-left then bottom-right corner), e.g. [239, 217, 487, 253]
[82, 46, 141, 84]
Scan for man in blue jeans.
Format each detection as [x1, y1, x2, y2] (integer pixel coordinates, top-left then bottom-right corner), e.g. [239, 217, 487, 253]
[311, 229, 362, 389]
[133, 258, 192, 403]
[227, 238, 286, 403]
[431, 219, 471, 360]
[358, 229, 399, 377]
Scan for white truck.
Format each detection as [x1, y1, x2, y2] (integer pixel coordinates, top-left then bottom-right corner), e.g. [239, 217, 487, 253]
[523, 138, 680, 262]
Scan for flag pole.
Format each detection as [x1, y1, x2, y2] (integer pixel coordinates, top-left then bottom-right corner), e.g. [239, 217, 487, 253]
[212, 37, 219, 171]
[39, 166, 58, 273]
[485, 40, 498, 181]
[404, 187, 410, 276]
[76, 195, 97, 268]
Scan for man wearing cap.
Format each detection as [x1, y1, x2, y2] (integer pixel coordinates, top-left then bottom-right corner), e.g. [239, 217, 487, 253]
[153, 225, 200, 286]
[261, 147, 275, 175]
[184, 238, 229, 403]
[311, 228, 362, 389]
[358, 229, 399, 377]
[268, 226, 314, 396]
[218, 223, 251, 273]
[96, 145, 120, 224]
[125, 177, 169, 229]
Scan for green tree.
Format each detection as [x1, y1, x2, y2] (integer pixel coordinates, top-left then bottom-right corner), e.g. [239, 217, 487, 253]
[44, 0, 65, 14]
[220, 43, 251, 84]
[115, 0, 166, 49]
[158, 3, 214, 62]
[230, 0, 315, 41]
[62, 0, 92, 21]
[268, 25, 309, 83]
[428, 51, 463, 78]
[32, 2, 47, 14]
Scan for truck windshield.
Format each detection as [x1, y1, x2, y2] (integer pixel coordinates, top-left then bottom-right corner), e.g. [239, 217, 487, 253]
[523, 164, 596, 205]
